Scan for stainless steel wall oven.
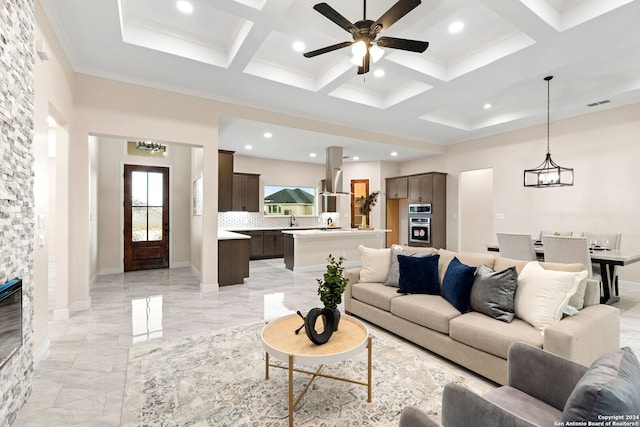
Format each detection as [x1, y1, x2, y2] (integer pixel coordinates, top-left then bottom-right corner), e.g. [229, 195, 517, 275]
[409, 204, 431, 246]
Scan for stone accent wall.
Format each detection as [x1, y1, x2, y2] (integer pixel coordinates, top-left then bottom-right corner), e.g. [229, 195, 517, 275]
[0, 0, 35, 424]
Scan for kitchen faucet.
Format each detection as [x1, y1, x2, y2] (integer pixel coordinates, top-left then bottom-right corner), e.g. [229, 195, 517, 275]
[290, 215, 296, 227]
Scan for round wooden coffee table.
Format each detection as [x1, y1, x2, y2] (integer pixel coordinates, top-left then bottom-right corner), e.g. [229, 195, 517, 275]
[261, 313, 372, 427]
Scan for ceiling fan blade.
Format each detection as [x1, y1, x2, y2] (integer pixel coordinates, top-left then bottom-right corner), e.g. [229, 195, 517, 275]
[377, 36, 429, 53]
[313, 3, 358, 34]
[370, 0, 421, 34]
[303, 41, 353, 58]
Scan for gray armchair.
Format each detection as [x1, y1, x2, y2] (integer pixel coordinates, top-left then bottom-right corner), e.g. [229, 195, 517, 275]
[399, 342, 640, 427]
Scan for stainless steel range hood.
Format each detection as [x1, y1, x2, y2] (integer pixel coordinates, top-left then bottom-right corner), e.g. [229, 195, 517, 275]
[322, 146, 351, 196]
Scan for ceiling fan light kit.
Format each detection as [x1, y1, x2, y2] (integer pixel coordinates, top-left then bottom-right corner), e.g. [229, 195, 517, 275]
[524, 76, 574, 188]
[303, 0, 429, 75]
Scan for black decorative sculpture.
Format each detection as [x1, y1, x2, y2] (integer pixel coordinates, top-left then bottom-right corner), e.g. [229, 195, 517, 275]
[294, 308, 336, 345]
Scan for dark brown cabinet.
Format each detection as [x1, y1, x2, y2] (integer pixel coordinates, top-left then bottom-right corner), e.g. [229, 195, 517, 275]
[238, 229, 284, 259]
[408, 174, 433, 203]
[386, 176, 408, 199]
[218, 150, 234, 212]
[263, 230, 284, 258]
[232, 173, 260, 212]
[218, 238, 250, 286]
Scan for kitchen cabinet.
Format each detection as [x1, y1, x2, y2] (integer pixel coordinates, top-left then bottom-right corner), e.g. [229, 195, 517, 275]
[408, 174, 433, 203]
[218, 238, 250, 286]
[218, 150, 234, 212]
[385, 176, 408, 199]
[241, 231, 264, 258]
[237, 229, 284, 259]
[263, 230, 284, 258]
[232, 173, 260, 212]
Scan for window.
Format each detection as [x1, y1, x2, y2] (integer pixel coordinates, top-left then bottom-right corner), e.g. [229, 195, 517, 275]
[264, 185, 316, 216]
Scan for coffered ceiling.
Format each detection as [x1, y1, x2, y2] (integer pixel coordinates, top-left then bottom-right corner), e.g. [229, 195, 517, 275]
[40, 0, 640, 164]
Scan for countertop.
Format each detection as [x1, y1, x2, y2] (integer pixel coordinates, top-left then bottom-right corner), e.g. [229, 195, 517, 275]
[218, 230, 251, 240]
[282, 228, 390, 237]
[223, 226, 339, 231]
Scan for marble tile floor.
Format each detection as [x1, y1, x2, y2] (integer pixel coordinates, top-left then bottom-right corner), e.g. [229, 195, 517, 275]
[12, 260, 640, 426]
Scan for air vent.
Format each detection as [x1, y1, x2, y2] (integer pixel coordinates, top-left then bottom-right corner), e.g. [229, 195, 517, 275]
[587, 100, 611, 107]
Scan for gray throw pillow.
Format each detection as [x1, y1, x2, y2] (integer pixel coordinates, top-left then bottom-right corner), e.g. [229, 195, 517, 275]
[384, 245, 405, 287]
[469, 264, 518, 322]
[384, 246, 430, 287]
[562, 347, 640, 422]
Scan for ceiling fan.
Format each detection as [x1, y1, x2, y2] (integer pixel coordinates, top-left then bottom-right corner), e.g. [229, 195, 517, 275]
[303, 0, 429, 74]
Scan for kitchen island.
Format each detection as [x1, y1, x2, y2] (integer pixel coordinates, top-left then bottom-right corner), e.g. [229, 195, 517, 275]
[282, 228, 390, 272]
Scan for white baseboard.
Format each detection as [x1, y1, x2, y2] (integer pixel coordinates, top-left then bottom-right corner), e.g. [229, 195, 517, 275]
[201, 282, 219, 293]
[53, 309, 69, 321]
[171, 261, 190, 269]
[99, 267, 122, 275]
[33, 337, 50, 368]
[70, 297, 91, 313]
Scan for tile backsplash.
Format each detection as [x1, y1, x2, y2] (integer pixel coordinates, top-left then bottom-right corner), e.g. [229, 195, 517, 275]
[219, 212, 341, 230]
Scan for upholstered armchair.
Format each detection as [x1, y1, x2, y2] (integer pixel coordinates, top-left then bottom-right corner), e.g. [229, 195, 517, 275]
[399, 342, 640, 427]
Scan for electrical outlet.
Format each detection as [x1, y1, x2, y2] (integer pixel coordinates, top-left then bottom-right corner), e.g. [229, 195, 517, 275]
[496, 213, 505, 220]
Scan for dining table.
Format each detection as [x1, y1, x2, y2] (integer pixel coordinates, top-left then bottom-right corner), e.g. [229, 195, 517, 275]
[485, 243, 640, 304]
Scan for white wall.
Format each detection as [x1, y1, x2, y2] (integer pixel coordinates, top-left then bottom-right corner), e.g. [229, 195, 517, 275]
[459, 169, 493, 252]
[401, 102, 640, 282]
[97, 137, 192, 273]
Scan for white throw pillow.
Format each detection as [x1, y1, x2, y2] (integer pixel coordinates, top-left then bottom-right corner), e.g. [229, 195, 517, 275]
[515, 261, 587, 331]
[358, 245, 391, 283]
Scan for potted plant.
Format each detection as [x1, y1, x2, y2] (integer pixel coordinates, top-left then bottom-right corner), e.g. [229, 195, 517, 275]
[317, 254, 349, 330]
[355, 191, 380, 228]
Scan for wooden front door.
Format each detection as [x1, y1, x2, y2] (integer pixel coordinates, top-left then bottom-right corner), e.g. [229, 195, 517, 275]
[124, 165, 170, 271]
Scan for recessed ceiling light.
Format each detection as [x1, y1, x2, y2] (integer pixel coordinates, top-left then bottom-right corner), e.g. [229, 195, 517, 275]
[292, 41, 305, 52]
[448, 21, 464, 33]
[373, 69, 385, 78]
[390, 151, 398, 157]
[483, 103, 492, 109]
[353, 156, 360, 161]
[176, 1, 193, 14]
[263, 132, 272, 139]
[309, 152, 317, 158]
[244, 145, 253, 150]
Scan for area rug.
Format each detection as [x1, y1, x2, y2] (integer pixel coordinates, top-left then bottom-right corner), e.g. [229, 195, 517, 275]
[122, 321, 467, 426]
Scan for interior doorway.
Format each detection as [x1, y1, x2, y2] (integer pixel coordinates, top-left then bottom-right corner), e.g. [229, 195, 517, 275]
[350, 179, 369, 228]
[124, 164, 170, 271]
[459, 168, 493, 252]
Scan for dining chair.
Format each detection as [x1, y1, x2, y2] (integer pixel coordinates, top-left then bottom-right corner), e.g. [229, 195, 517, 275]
[496, 233, 537, 261]
[582, 232, 622, 294]
[541, 235, 594, 279]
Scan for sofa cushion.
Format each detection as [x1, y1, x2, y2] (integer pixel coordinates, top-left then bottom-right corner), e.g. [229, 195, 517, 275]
[391, 294, 461, 334]
[449, 312, 543, 359]
[358, 245, 391, 283]
[385, 245, 438, 287]
[562, 347, 640, 422]
[397, 254, 440, 295]
[515, 261, 587, 331]
[470, 264, 518, 323]
[441, 257, 476, 313]
[437, 249, 496, 286]
[351, 282, 401, 312]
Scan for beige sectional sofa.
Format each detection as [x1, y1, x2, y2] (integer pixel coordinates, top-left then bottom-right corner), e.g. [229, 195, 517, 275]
[344, 248, 620, 385]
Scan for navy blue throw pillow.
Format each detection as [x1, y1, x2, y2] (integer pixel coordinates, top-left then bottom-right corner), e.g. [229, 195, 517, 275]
[397, 254, 440, 295]
[441, 257, 477, 313]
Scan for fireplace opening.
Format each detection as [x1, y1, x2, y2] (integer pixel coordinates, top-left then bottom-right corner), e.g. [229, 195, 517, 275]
[0, 278, 22, 368]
